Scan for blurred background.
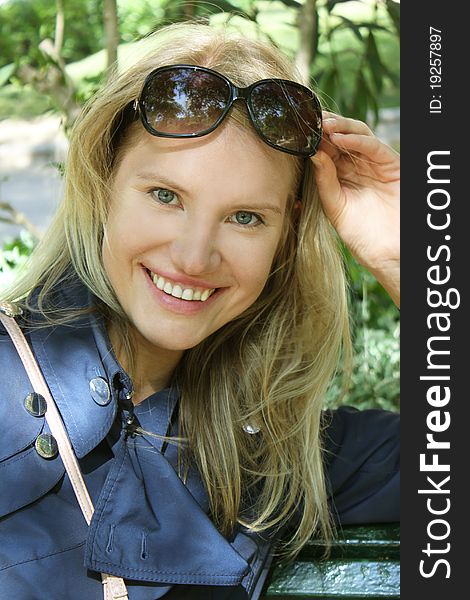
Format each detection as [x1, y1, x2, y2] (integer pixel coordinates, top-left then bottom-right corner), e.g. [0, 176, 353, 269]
[0, 0, 400, 411]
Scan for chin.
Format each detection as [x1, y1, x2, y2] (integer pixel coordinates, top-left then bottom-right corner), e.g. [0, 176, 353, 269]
[143, 330, 209, 353]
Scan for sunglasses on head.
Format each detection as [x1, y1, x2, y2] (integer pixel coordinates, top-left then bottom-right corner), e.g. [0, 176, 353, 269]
[133, 64, 323, 157]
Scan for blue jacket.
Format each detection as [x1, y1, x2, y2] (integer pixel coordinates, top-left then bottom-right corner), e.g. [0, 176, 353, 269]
[0, 281, 399, 599]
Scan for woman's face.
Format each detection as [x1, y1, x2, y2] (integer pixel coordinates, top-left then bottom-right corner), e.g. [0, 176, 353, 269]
[103, 122, 295, 358]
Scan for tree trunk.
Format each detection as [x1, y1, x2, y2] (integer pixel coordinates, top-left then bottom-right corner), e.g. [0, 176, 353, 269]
[184, 4, 195, 19]
[18, 39, 82, 132]
[15, 0, 83, 131]
[104, 0, 119, 72]
[295, 0, 317, 81]
[54, 0, 65, 60]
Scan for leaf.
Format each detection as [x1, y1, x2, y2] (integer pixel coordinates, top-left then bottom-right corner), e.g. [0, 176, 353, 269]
[352, 22, 391, 34]
[326, 0, 354, 11]
[162, 0, 255, 21]
[366, 79, 379, 126]
[382, 63, 400, 87]
[276, 0, 303, 8]
[319, 66, 340, 110]
[350, 71, 368, 122]
[336, 16, 363, 42]
[385, 0, 400, 36]
[366, 31, 384, 94]
[201, 0, 256, 19]
[0, 63, 15, 87]
[354, 72, 379, 126]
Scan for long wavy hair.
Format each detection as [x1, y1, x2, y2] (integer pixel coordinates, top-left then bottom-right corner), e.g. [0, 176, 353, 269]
[5, 22, 351, 558]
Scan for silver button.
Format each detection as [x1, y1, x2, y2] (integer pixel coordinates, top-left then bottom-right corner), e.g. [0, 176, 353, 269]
[242, 422, 261, 434]
[89, 377, 111, 406]
[0, 301, 23, 317]
[35, 433, 58, 459]
[24, 392, 47, 417]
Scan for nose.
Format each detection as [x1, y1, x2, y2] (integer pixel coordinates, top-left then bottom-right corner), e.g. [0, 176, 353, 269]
[170, 218, 222, 276]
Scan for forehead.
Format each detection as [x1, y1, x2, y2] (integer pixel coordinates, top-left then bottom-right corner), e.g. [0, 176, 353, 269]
[114, 121, 299, 204]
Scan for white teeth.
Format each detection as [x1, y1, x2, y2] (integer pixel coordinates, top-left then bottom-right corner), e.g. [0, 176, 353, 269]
[171, 285, 183, 298]
[150, 271, 216, 302]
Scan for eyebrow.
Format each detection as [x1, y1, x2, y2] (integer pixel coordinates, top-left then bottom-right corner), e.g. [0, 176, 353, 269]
[135, 171, 190, 195]
[134, 171, 284, 215]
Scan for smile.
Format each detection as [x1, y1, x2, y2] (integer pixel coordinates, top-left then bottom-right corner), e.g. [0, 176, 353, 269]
[149, 271, 217, 302]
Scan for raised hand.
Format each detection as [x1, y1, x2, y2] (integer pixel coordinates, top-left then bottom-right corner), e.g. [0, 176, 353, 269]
[312, 111, 400, 306]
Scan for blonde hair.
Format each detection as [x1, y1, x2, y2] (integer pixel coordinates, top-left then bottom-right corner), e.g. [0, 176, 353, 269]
[5, 22, 351, 558]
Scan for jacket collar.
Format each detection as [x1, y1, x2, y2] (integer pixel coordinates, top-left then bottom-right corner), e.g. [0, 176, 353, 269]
[85, 433, 251, 585]
[27, 280, 132, 458]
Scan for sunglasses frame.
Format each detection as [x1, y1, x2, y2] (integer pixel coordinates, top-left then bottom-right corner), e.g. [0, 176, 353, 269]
[134, 64, 323, 157]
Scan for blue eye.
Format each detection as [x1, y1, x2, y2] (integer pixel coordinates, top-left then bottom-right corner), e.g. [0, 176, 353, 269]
[152, 188, 178, 204]
[231, 211, 262, 227]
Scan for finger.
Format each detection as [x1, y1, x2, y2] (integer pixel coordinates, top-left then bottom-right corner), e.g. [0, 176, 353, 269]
[310, 149, 345, 225]
[322, 113, 373, 136]
[318, 134, 342, 162]
[329, 132, 399, 163]
[322, 110, 342, 120]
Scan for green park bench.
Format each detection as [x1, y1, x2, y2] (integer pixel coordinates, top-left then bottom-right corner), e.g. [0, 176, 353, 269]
[263, 524, 400, 599]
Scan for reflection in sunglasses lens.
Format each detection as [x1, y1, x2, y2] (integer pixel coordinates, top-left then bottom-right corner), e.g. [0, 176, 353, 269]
[142, 69, 230, 135]
[250, 82, 321, 154]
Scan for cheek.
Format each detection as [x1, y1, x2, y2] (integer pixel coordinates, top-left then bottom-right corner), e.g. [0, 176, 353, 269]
[102, 214, 126, 276]
[101, 205, 145, 291]
[228, 237, 279, 301]
[102, 200, 159, 266]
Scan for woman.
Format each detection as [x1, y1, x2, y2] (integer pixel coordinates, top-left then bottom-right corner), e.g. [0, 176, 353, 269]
[0, 21, 399, 600]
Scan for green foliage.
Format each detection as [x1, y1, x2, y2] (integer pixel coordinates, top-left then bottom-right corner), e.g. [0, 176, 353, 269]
[0, 0, 104, 69]
[0, 231, 36, 291]
[0, 0, 400, 120]
[0, 83, 53, 120]
[326, 317, 400, 412]
[326, 250, 400, 412]
[0, 63, 15, 87]
[314, 1, 400, 123]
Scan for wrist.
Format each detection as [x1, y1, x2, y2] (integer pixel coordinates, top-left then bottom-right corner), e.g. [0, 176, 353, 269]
[369, 261, 400, 308]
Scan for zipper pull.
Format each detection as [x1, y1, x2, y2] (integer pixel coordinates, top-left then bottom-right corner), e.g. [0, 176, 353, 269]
[121, 390, 138, 438]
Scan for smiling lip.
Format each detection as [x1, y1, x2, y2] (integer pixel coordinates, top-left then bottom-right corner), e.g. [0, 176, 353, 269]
[147, 269, 217, 302]
[143, 267, 223, 314]
[145, 266, 220, 291]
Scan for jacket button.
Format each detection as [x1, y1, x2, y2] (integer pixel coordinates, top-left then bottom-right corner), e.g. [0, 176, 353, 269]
[89, 377, 111, 406]
[35, 433, 59, 459]
[24, 392, 47, 417]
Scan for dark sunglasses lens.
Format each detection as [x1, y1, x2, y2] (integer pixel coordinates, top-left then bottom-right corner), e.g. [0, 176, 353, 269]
[141, 68, 231, 135]
[250, 82, 322, 154]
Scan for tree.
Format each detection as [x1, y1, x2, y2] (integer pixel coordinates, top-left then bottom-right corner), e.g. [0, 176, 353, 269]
[295, 0, 318, 80]
[104, 0, 119, 73]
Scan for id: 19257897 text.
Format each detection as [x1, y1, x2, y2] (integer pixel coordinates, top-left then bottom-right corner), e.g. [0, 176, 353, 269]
[429, 27, 443, 114]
